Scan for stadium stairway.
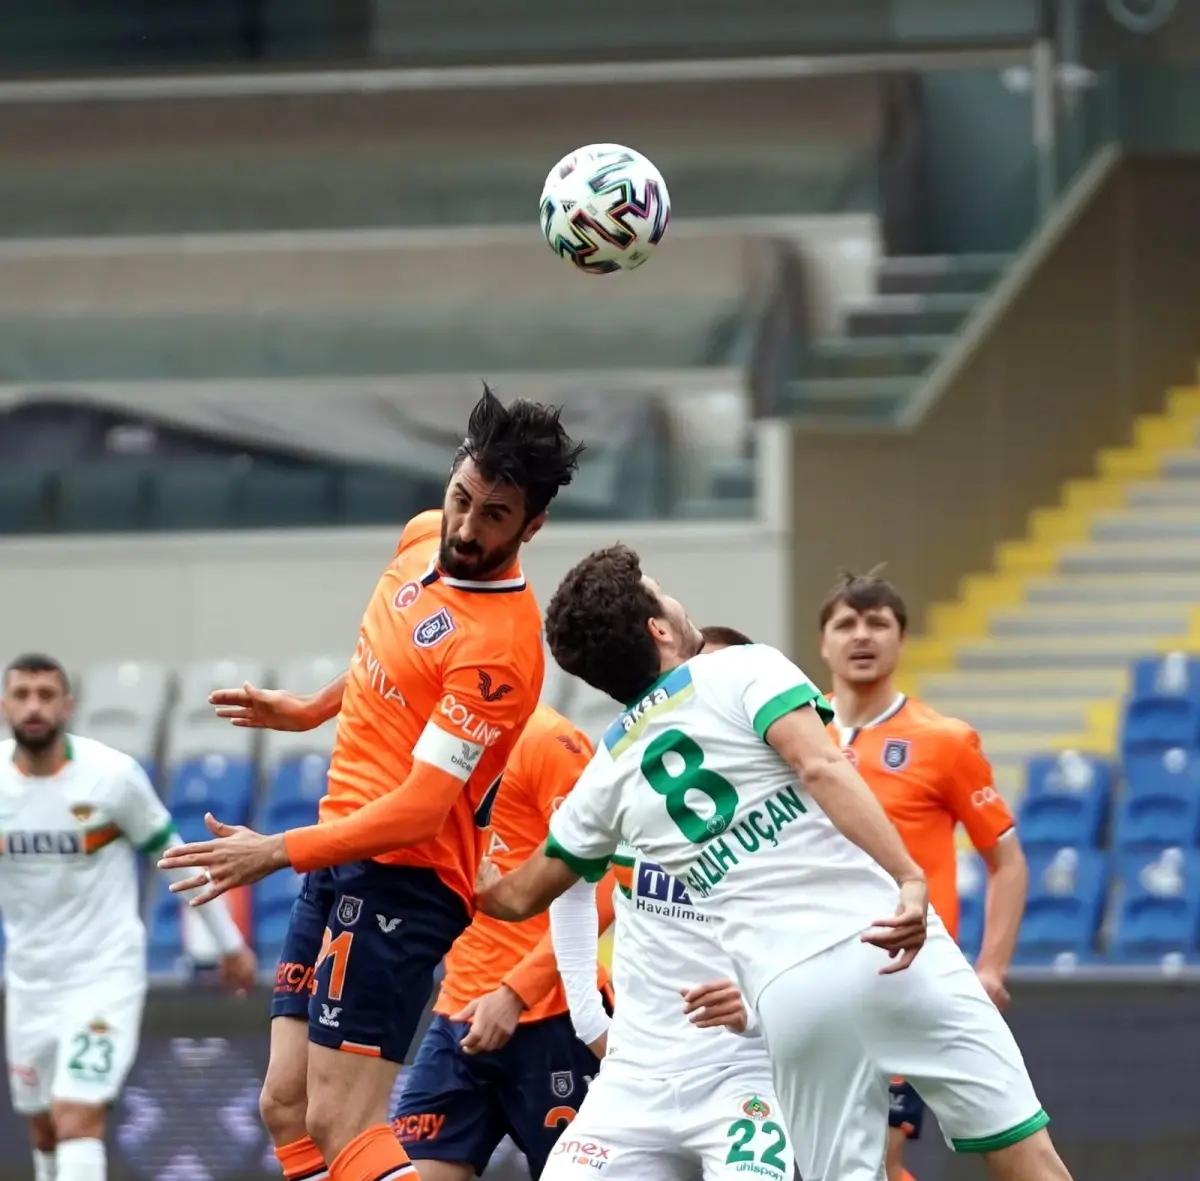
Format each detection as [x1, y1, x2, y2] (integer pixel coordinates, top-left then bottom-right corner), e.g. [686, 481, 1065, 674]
[786, 253, 1011, 420]
[899, 378, 1200, 806]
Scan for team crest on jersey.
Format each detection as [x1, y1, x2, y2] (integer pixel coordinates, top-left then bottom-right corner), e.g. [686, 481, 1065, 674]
[742, 1096, 771, 1120]
[550, 1071, 575, 1098]
[393, 580, 422, 610]
[69, 804, 95, 823]
[881, 739, 911, 771]
[413, 607, 455, 649]
[336, 895, 363, 927]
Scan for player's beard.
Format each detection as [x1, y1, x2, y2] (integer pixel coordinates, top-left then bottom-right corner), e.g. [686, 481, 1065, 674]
[439, 522, 522, 581]
[11, 719, 63, 756]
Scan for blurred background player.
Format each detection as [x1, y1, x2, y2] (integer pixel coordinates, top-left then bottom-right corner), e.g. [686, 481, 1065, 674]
[160, 388, 583, 1181]
[818, 570, 1029, 1181]
[393, 702, 612, 1181]
[543, 624, 796, 1181]
[0, 653, 256, 1181]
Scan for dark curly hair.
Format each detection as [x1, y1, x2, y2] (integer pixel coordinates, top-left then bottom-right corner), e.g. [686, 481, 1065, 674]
[453, 384, 586, 518]
[545, 544, 665, 705]
[817, 564, 908, 634]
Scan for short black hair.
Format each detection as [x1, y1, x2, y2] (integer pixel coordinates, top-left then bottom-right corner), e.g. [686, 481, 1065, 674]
[4, 652, 70, 693]
[700, 625, 754, 648]
[453, 384, 585, 518]
[545, 544, 663, 705]
[817, 566, 908, 634]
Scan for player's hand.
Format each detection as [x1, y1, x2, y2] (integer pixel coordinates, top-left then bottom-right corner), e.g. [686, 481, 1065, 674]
[219, 945, 259, 996]
[474, 856, 502, 895]
[158, 814, 291, 904]
[862, 878, 928, 974]
[975, 964, 1011, 1010]
[680, 979, 748, 1033]
[451, 984, 526, 1055]
[210, 682, 317, 731]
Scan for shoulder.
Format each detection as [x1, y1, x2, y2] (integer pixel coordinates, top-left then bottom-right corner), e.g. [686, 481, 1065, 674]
[396, 509, 443, 556]
[71, 735, 145, 781]
[903, 700, 980, 753]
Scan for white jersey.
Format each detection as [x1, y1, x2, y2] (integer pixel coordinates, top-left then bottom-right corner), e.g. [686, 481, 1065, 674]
[548, 644, 900, 1006]
[0, 735, 174, 992]
[604, 840, 773, 1076]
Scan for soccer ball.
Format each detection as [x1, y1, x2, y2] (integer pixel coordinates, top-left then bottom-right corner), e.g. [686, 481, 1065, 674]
[539, 143, 671, 275]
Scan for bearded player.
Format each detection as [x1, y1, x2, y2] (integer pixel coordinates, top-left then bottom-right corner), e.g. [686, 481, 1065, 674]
[819, 570, 1029, 1181]
[0, 653, 256, 1181]
[159, 388, 583, 1181]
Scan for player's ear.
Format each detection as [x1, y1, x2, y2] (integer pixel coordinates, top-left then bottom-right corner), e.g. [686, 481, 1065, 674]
[521, 509, 548, 544]
[62, 694, 76, 721]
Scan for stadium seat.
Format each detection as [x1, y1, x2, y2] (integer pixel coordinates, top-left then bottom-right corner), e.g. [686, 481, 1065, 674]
[1123, 746, 1200, 799]
[1109, 848, 1200, 964]
[260, 753, 329, 832]
[146, 879, 185, 973]
[260, 655, 344, 774]
[955, 850, 986, 958]
[75, 660, 172, 771]
[1122, 697, 1200, 754]
[1132, 653, 1200, 706]
[166, 658, 267, 765]
[254, 871, 304, 960]
[1113, 789, 1200, 852]
[166, 754, 255, 842]
[1018, 753, 1110, 849]
[1013, 848, 1108, 964]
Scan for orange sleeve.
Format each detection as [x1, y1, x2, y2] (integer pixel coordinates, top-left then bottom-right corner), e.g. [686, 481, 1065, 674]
[503, 869, 618, 1008]
[284, 760, 463, 871]
[941, 729, 1016, 853]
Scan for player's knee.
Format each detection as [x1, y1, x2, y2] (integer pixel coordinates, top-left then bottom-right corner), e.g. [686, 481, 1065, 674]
[28, 1113, 57, 1153]
[259, 1075, 309, 1145]
[50, 1100, 106, 1143]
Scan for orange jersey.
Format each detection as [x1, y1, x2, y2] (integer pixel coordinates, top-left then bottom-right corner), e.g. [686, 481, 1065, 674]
[830, 695, 1014, 939]
[435, 703, 609, 1024]
[315, 510, 544, 907]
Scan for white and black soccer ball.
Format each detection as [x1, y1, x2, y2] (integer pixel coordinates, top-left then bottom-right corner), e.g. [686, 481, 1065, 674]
[539, 143, 671, 275]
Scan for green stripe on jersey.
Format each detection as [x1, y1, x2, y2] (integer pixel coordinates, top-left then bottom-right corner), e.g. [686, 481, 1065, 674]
[951, 1110, 1050, 1154]
[752, 684, 833, 739]
[545, 833, 611, 883]
[137, 823, 178, 856]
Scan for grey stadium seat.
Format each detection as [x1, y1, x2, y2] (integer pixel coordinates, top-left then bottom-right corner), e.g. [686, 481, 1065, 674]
[166, 658, 267, 764]
[74, 660, 172, 765]
[261, 654, 345, 772]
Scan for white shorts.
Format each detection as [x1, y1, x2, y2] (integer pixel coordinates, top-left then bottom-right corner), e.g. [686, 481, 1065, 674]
[756, 927, 1047, 1181]
[5, 977, 145, 1115]
[542, 1061, 793, 1181]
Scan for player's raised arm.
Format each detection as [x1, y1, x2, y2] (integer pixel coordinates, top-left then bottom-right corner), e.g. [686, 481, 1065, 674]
[115, 761, 258, 990]
[210, 671, 347, 731]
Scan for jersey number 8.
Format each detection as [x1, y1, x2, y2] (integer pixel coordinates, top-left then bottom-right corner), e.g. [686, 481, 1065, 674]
[640, 728, 739, 843]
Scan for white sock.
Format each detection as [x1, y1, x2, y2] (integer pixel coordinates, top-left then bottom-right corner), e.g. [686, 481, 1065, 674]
[55, 1138, 105, 1181]
[33, 1149, 57, 1181]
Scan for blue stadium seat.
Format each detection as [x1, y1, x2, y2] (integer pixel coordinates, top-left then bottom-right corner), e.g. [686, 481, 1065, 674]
[166, 754, 256, 842]
[260, 754, 328, 833]
[956, 851, 986, 958]
[1123, 746, 1200, 799]
[1018, 756, 1110, 850]
[1132, 655, 1200, 706]
[254, 871, 305, 961]
[1109, 848, 1200, 964]
[1113, 789, 1200, 852]
[1013, 848, 1108, 964]
[146, 878, 184, 973]
[1123, 697, 1200, 754]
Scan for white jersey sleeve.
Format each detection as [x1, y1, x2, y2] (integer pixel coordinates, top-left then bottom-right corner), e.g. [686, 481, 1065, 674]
[108, 761, 176, 853]
[546, 757, 622, 881]
[726, 644, 834, 737]
[548, 877, 611, 1046]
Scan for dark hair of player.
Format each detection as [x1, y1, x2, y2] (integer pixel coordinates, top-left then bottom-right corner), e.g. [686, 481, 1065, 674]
[4, 652, 70, 693]
[452, 384, 586, 519]
[545, 544, 664, 706]
[700, 625, 754, 648]
[817, 566, 908, 635]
